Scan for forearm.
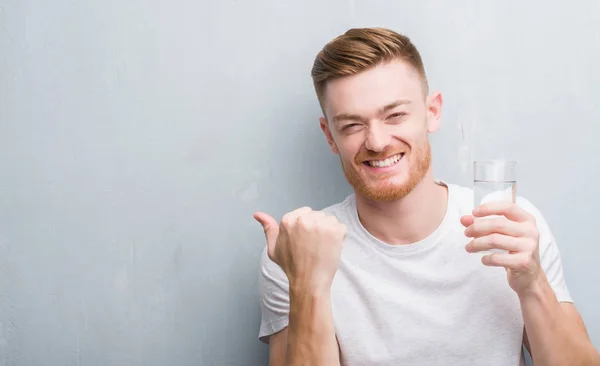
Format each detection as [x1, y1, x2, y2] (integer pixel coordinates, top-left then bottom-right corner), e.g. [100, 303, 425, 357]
[520, 276, 600, 366]
[287, 287, 340, 366]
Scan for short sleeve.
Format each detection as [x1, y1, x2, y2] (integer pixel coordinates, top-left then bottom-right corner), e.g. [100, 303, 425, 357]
[517, 197, 573, 303]
[258, 246, 290, 344]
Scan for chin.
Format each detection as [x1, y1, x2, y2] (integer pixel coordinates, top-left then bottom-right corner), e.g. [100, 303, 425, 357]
[341, 147, 431, 202]
[360, 185, 415, 202]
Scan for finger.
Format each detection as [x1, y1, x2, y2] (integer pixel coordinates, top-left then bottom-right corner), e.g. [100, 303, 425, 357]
[460, 215, 475, 227]
[481, 252, 534, 269]
[338, 222, 348, 236]
[474, 201, 534, 223]
[321, 216, 348, 240]
[465, 217, 529, 238]
[465, 234, 527, 253]
[297, 210, 327, 228]
[282, 206, 313, 226]
[322, 214, 343, 229]
[253, 212, 280, 257]
[308, 210, 327, 220]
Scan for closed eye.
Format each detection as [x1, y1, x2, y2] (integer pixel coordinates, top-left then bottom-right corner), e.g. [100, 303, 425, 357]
[341, 123, 361, 131]
[387, 112, 407, 120]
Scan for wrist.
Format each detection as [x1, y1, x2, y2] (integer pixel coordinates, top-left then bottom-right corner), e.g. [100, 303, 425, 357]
[288, 284, 333, 330]
[289, 280, 332, 299]
[517, 272, 551, 304]
[288, 273, 334, 298]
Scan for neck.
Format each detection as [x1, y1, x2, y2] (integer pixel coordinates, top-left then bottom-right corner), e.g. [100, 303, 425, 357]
[354, 172, 448, 245]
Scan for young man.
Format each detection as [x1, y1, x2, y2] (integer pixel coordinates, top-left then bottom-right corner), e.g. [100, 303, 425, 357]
[253, 28, 599, 366]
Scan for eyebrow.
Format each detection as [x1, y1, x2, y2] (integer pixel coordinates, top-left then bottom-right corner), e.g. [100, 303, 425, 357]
[331, 99, 411, 124]
[332, 113, 364, 124]
[380, 99, 411, 114]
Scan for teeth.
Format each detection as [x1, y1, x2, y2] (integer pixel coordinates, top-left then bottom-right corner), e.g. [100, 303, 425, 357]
[369, 154, 402, 167]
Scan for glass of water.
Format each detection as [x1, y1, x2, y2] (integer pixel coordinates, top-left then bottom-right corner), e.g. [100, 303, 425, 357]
[473, 160, 517, 207]
[473, 160, 517, 253]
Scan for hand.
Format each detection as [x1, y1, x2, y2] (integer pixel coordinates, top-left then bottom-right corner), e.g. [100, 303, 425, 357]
[253, 207, 347, 293]
[461, 201, 545, 296]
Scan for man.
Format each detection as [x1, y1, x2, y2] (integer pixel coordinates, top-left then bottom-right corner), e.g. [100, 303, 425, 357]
[253, 27, 599, 365]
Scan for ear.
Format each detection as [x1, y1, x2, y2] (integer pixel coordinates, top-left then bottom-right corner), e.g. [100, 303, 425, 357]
[425, 91, 443, 133]
[319, 117, 340, 155]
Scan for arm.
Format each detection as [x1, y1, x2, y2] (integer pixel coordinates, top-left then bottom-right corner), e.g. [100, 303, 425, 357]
[269, 290, 340, 366]
[269, 329, 288, 366]
[521, 283, 600, 366]
[254, 208, 346, 366]
[462, 200, 599, 366]
[286, 288, 340, 365]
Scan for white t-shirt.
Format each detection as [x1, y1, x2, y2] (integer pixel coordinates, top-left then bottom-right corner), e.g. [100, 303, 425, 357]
[258, 182, 572, 366]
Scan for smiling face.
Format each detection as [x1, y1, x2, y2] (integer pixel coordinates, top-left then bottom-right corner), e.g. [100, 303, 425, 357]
[320, 59, 442, 202]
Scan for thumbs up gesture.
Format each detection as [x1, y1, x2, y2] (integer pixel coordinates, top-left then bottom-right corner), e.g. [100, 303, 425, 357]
[253, 207, 347, 294]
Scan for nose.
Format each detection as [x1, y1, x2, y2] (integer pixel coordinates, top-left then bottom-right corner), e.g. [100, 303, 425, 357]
[364, 124, 391, 152]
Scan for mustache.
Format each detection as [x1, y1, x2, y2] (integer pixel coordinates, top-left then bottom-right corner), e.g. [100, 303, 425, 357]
[354, 146, 409, 164]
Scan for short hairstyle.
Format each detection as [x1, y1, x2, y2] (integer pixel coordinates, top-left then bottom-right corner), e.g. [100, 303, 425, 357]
[311, 27, 428, 111]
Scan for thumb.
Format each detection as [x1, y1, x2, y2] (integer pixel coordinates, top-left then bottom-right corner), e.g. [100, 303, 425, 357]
[253, 212, 280, 255]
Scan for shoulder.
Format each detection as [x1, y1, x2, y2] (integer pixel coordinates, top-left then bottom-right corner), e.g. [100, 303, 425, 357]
[320, 194, 356, 224]
[444, 182, 474, 216]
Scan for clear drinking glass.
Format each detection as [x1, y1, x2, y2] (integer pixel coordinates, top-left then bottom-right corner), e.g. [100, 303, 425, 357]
[473, 160, 517, 253]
